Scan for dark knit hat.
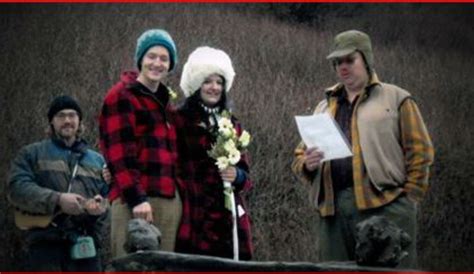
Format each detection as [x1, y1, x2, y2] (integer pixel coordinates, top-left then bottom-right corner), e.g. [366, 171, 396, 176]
[48, 95, 82, 121]
[135, 29, 178, 72]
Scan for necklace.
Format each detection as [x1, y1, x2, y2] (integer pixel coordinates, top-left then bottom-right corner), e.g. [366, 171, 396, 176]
[199, 102, 222, 129]
[199, 102, 221, 114]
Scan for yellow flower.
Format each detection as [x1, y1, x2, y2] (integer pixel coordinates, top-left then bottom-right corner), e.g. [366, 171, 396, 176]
[168, 88, 178, 102]
[239, 130, 251, 148]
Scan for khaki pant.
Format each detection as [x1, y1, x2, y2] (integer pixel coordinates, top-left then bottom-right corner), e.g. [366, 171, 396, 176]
[110, 192, 182, 258]
[319, 187, 417, 269]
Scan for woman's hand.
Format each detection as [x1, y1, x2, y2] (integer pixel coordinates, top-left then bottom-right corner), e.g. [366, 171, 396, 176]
[220, 166, 237, 182]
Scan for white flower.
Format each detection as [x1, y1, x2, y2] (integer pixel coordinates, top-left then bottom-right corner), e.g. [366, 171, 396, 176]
[218, 117, 233, 130]
[216, 157, 230, 170]
[228, 148, 241, 165]
[219, 127, 233, 138]
[218, 117, 234, 138]
[223, 139, 237, 153]
[239, 130, 251, 148]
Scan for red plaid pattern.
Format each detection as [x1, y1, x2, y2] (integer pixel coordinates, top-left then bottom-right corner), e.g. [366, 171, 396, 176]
[174, 108, 253, 260]
[99, 71, 178, 207]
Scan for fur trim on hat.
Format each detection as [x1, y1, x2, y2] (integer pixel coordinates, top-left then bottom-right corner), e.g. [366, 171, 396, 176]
[180, 46, 235, 98]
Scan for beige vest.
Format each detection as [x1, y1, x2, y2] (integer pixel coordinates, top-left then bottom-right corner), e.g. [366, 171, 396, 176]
[315, 82, 411, 189]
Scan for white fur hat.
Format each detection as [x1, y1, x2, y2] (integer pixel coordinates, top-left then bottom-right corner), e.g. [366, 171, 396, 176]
[180, 46, 235, 98]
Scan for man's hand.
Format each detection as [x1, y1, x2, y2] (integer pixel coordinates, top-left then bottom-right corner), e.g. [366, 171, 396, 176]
[84, 195, 107, 216]
[58, 193, 85, 215]
[304, 147, 325, 172]
[133, 201, 153, 223]
[220, 166, 237, 183]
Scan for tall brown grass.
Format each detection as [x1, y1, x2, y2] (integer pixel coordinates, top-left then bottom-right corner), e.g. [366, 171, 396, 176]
[1, 3, 472, 271]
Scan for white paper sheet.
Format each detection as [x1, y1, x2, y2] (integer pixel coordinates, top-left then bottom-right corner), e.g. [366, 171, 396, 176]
[295, 113, 353, 162]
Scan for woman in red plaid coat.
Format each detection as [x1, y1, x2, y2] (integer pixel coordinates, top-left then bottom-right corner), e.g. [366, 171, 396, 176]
[174, 47, 253, 260]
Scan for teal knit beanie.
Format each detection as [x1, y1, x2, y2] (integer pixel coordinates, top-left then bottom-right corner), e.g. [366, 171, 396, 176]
[135, 29, 178, 72]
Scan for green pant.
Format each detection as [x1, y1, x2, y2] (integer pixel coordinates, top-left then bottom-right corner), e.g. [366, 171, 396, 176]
[318, 187, 417, 269]
[110, 192, 182, 258]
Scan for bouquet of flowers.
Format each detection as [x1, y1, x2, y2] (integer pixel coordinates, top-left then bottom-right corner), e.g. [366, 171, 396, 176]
[208, 111, 251, 173]
[207, 110, 251, 260]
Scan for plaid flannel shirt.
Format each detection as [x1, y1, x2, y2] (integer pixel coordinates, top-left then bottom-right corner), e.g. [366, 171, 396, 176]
[292, 75, 434, 216]
[99, 71, 178, 208]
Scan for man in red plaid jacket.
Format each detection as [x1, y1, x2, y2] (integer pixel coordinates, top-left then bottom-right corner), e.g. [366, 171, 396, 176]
[99, 29, 182, 257]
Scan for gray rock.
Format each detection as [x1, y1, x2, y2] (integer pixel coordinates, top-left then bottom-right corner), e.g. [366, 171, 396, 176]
[355, 215, 411, 267]
[123, 218, 162, 254]
[107, 250, 403, 272]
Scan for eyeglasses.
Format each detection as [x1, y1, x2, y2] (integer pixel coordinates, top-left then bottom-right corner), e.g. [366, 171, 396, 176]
[55, 111, 78, 120]
[334, 55, 357, 66]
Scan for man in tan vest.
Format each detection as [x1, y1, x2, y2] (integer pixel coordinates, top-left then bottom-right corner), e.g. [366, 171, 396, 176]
[292, 30, 434, 268]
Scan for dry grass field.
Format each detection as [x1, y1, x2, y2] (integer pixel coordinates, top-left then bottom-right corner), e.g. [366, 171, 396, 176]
[1, 3, 473, 270]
